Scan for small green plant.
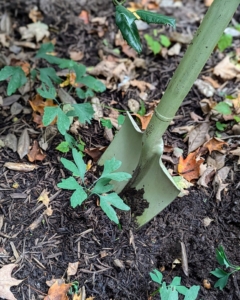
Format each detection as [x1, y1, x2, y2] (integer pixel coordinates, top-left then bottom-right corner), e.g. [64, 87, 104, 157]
[57, 148, 131, 224]
[144, 32, 171, 55]
[56, 134, 85, 154]
[217, 33, 233, 52]
[150, 269, 200, 299]
[210, 245, 240, 290]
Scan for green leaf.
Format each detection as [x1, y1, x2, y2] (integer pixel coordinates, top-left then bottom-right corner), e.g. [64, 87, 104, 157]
[99, 193, 130, 224]
[136, 10, 175, 28]
[57, 108, 71, 135]
[176, 285, 188, 295]
[234, 115, 240, 123]
[37, 84, 56, 99]
[170, 277, 181, 287]
[73, 64, 86, 81]
[137, 100, 146, 116]
[215, 245, 233, 268]
[85, 88, 95, 98]
[70, 187, 87, 208]
[160, 282, 178, 300]
[210, 268, 229, 278]
[36, 42, 55, 57]
[144, 34, 161, 55]
[218, 33, 233, 52]
[214, 274, 230, 290]
[183, 286, 200, 300]
[76, 88, 86, 99]
[115, 5, 142, 54]
[160, 34, 171, 47]
[101, 119, 113, 129]
[57, 176, 80, 190]
[67, 103, 94, 124]
[0, 66, 27, 96]
[72, 148, 86, 181]
[43, 106, 58, 126]
[60, 157, 80, 177]
[117, 115, 125, 126]
[39, 67, 62, 88]
[101, 158, 132, 182]
[64, 133, 77, 148]
[58, 59, 76, 69]
[214, 102, 232, 115]
[149, 269, 163, 284]
[56, 141, 70, 153]
[77, 75, 106, 92]
[92, 178, 113, 194]
[216, 121, 227, 131]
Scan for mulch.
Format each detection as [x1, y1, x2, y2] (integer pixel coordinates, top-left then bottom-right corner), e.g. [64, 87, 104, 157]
[1, 0, 240, 299]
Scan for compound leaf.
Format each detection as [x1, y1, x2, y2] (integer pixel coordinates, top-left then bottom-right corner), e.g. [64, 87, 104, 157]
[39, 67, 62, 88]
[77, 75, 106, 92]
[183, 286, 200, 300]
[70, 187, 87, 208]
[76, 88, 86, 99]
[72, 148, 86, 181]
[210, 268, 229, 278]
[0, 66, 27, 95]
[115, 5, 142, 53]
[37, 84, 56, 99]
[67, 103, 94, 124]
[92, 178, 113, 194]
[57, 176, 80, 190]
[101, 158, 132, 182]
[43, 106, 58, 126]
[36, 42, 54, 57]
[57, 107, 71, 135]
[216, 246, 233, 268]
[73, 64, 86, 81]
[99, 193, 130, 224]
[136, 10, 175, 28]
[214, 274, 230, 290]
[171, 277, 181, 287]
[149, 269, 163, 284]
[60, 158, 80, 177]
[160, 282, 178, 300]
[58, 59, 76, 69]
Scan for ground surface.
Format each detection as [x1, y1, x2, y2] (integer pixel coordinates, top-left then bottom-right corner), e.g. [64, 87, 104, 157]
[1, 0, 240, 299]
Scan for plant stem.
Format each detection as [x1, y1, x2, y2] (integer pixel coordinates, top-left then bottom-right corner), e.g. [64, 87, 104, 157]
[131, 0, 240, 186]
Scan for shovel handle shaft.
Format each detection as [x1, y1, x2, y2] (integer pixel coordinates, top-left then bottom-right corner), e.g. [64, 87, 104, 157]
[142, 0, 239, 155]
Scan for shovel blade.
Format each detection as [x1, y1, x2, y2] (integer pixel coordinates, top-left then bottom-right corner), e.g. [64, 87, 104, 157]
[98, 115, 142, 193]
[134, 155, 179, 228]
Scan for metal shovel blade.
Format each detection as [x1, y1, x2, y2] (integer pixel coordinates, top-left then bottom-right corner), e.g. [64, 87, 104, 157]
[99, 114, 179, 227]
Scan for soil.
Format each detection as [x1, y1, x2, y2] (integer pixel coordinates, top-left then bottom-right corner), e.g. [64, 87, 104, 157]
[1, 0, 240, 299]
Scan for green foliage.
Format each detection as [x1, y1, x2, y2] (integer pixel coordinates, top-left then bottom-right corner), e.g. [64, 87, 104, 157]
[56, 135, 85, 154]
[144, 32, 171, 55]
[150, 269, 200, 300]
[137, 100, 146, 116]
[114, 3, 175, 53]
[101, 115, 125, 129]
[58, 151, 131, 224]
[0, 66, 27, 95]
[210, 245, 240, 290]
[214, 102, 232, 115]
[218, 33, 233, 52]
[216, 121, 227, 131]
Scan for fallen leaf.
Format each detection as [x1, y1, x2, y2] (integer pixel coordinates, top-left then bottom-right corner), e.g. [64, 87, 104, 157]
[84, 146, 107, 162]
[188, 122, 210, 153]
[232, 94, 240, 114]
[19, 22, 50, 42]
[169, 32, 193, 44]
[128, 99, 140, 113]
[172, 125, 195, 135]
[67, 262, 79, 276]
[202, 76, 220, 88]
[213, 166, 230, 201]
[0, 264, 23, 300]
[178, 152, 204, 182]
[17, 128, 30, 159]
[91, 97, 103, 121]
[190, 112, 203, 122]
[4, 162, 38, 172]
[204, 0, 214, 6]
[4, 133, 17, 152]
[172, 176, 193, 197]
[44, 206, 53, 216]
[28, 140, 46, 162]
[200, 98, 217, 114]
[167, 42, 181, 56]
[44, 281, 71, 300]
[230, 147, 240, 164]
[180, 242, 188, 277]
[69, 50, 84, 61]
[38, 190, 50, 207]
[197, 166, 215, 187]
[29, 7, 43, 23]
[134, 112, 153, 130]
[207, 152, 226, 170]
[10, 102, 23, 116]
[213, 56, 240, 80]
[204, 138, 228, 154]
[11, 60, 30, 76]
[194, 79, 215, 97]
[202, 217, 214, 227]
[79, 10, 89, 24]
[129, 79, 155, 93]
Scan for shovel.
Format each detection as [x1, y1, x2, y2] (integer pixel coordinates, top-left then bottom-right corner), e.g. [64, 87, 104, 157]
[99, 0, 240, 228]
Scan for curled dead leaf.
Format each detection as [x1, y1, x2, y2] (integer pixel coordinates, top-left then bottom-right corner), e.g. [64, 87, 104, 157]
[4, 162, 38, 172]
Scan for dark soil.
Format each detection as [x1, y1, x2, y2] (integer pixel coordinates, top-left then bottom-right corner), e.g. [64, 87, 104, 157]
[1, 0, 240, 299]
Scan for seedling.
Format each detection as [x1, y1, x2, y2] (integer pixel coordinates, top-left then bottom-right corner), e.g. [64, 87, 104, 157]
[210, 245, 240, 290]
[218, 33, 233, 52]
[57, 148, 131, 224]
[144, 32, 171, 55]
[150, 269, 200, 299]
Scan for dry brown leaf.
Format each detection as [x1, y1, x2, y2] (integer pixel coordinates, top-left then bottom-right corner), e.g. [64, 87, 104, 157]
[178, 151, 204, 182]
[180, 242, 188, 277]
[4, 162, 38, 172]
[197, 166, 215, 187]
[213, 166, 230, 201]
[202, 76, 220, 88]
[204, 138, 228, 154]
[200, 98, 217, 114]
[0, 264, 23, 300]
[213, 56, 240, 80]
[84, 146, 107, 162]
[29, 7, 43, 23]
[129, 79, 156, 93]
[17, 128, 30, 159]
[79, 10, 89, 24]
[168, 42, 181, 56]
[230, 147, 240, 164]
[194, 79, 215, 97]
[202, 217, 214, 227]
[27, 140, 46, 162]
[67, 262, 79, 276]
[172, 125, 194, 135]
[11, 59, 30, 76]
[190, 112, 203, 122]
[169, 32, 193, 44]
[188, 122, 210, 153]
[44, 206, 53, 216]
[204, 0, 214, 6]
[44, 281, 71, 300]
[232, 94, 240, 114]
[38, 190, 50, 207]
[134, 112, 153, 130]
[69, 50, 84, 61]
